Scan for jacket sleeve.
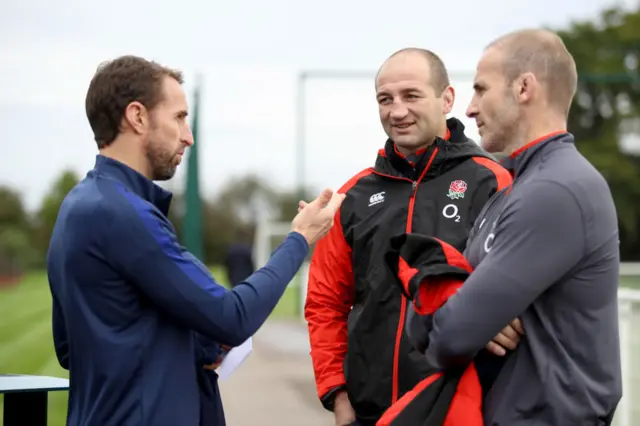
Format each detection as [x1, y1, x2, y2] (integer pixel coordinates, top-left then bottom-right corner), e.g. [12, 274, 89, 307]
[194, 332, 222, 367]
[304, 206, 354, 408]
[425, 181, 586, 369]
[107, 203, 309, 347]
[51, 291, 69, 370]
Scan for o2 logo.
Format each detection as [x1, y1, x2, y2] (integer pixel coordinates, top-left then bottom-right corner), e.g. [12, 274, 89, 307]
[442, 204, 461, 223]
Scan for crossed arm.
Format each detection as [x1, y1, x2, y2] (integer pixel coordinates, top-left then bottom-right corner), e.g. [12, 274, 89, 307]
[425, 181, 585, 369]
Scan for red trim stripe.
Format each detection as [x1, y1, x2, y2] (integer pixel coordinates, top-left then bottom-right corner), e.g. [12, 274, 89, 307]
[510, 130, 567, 158]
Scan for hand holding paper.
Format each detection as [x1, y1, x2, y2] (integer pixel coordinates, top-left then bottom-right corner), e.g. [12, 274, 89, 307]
[215, 337, 253, 381]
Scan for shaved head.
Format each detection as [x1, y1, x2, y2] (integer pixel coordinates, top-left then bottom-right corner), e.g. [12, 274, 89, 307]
[377, 48, 450, 93]
[486, 29, 578, 116]
[375, 47, 455, 153]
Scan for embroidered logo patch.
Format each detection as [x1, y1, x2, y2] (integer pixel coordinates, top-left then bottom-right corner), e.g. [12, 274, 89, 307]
[447, 180, 467, 200]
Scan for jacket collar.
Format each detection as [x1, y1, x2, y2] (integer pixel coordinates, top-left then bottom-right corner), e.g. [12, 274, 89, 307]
[501, 131, 573, 178]
[93, 155, 173, 215]
[374, 117, 489, 181]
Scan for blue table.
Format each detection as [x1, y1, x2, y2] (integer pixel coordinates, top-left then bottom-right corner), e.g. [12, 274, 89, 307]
[0, 374, 69, 426]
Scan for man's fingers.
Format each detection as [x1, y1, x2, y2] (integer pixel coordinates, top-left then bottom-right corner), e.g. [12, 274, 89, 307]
[493, 330, 519, 351]
[511, 318, 525, 335]
[485, 341, 506, 356]
[501, 325, 520, 342]
[310, 189, 334, 208]
[487, 320, 524, 357]
[203, 357, 222, 370]
[325, 192, 346, 214]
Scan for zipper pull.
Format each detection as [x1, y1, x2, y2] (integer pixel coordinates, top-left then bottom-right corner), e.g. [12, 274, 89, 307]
[410, 181, 417, 198]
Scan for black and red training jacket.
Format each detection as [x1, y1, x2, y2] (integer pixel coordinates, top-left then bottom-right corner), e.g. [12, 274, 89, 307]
[376, 233, 481, 426]
[304, 118, 512, 422]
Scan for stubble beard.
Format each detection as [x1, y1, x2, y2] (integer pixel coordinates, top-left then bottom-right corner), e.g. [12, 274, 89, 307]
[484, 93, 521, 155]
[145, 138, 177, 181]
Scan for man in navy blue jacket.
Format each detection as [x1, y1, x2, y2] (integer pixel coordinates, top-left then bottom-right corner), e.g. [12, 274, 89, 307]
[46, 55, 344, 426]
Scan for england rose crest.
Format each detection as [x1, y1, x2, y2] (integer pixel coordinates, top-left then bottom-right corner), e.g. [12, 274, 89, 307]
[447, 180, 467, 200]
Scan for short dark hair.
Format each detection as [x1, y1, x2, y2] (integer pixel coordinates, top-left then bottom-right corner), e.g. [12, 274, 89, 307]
[85, 55, 184, 149]
[385, 48, 451, 93]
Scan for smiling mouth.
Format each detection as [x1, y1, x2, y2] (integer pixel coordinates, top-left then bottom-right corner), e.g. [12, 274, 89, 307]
[393, 123, 414, 129]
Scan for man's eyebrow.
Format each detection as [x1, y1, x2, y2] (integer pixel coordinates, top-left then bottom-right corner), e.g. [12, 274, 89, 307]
[377, 87, 422, 97]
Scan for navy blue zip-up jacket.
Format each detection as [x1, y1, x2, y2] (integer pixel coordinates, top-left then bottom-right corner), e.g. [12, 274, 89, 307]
[46, 155, 310, 426]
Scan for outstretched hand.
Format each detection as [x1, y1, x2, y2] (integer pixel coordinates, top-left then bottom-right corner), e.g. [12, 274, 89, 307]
[291, 189, 345, 246]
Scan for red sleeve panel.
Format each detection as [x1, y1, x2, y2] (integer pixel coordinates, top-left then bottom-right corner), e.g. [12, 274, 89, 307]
[472, 156, 513, 191]
[304, 168, 372, 401]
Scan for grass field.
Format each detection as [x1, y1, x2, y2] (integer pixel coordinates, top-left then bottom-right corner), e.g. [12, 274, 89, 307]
[0, 270, 638, 426]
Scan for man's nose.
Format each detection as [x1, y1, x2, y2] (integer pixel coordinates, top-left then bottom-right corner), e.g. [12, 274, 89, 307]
[389, 102, 409, 119]
[182, 125, 194, 146]
[466, 102, 478, 118]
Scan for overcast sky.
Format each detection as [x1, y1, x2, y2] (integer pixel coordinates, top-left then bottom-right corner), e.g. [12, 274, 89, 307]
[0, 0, 635, 211]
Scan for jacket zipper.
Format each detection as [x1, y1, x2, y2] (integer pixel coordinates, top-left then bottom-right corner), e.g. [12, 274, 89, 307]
[391, 148, 439, 404]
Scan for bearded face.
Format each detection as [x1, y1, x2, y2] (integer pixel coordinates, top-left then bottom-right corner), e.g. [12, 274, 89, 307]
[144, 112, 186, 181]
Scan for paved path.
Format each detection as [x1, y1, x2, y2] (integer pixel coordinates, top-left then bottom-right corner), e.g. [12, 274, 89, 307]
[218, 320, 334, 426]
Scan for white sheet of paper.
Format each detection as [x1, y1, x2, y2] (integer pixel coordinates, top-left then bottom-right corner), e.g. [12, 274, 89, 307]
[216, 337, 253, 381]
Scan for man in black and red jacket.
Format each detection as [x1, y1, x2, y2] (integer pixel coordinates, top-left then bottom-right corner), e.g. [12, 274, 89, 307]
[304, 47, 513, 426]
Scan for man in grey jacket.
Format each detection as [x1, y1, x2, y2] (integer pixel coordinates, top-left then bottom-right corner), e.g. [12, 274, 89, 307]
[424, 29, 622, 425]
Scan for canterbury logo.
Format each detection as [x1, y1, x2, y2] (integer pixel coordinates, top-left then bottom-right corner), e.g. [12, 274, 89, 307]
[369, 191, 385, 207]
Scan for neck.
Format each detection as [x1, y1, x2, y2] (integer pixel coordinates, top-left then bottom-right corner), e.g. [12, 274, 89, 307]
[396, 144, 430, 156]
[99, 137, 150, 179]
[506, 113, 567, 156]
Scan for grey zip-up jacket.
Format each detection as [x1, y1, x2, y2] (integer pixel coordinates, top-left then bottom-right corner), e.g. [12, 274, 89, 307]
[425, 132, 622, 425]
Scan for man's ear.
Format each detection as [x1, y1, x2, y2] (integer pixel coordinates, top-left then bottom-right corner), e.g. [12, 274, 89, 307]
[123, 101, 149, 135]
[515, 72, 538, 105]
[441, 86, 455, 115]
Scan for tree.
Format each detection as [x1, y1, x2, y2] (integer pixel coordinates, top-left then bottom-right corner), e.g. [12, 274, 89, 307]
[215, 174, 279, 225]
[0, 186, 36, 280]
[178, 174, 317, 266]
[201, 200, 247, 266]
[555, 6, 640, 260]
[0, 186, 29, 231]
[32, 170, 80, 262]
[274, 188, 318, 223]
